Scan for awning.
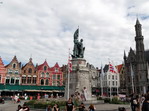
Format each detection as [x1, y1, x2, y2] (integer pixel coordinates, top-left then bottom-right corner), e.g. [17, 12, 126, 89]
[0, 84, 65, 91]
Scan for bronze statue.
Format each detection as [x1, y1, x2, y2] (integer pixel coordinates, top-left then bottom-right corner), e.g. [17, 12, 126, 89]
[72, 29, 85, 58]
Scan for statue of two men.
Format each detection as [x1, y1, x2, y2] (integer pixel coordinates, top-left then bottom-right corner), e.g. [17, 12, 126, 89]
[72, 29, 85, 58]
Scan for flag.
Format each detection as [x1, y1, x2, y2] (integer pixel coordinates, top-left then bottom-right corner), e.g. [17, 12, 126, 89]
[109, 63, 116, 73]
[68, 53, 72, 73]
[74, 28, 79, 39]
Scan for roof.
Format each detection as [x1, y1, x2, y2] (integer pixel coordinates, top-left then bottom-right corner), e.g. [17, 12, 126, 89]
[116, 64, 123, 73]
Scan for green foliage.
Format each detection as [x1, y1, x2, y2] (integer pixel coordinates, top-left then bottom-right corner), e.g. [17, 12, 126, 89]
[26, 100, 66, 109]
[104, 98, 111, 103]
[97, 96, 103, 100]
[110, 97, 120, 104]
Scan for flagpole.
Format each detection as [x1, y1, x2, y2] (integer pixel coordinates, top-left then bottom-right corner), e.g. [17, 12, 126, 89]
[100, 64, 103, 96]
[67, 66, 70, 100]
[67, 49, 71, 100]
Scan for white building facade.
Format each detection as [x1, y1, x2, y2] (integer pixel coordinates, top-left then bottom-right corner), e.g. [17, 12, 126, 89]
[102, 63, 120, 96]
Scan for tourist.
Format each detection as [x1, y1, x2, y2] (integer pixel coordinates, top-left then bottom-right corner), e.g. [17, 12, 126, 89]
[53, 104, 60, 111]
[23, 103, 30, 111]
[130, 94, 135, 111]
[66, 98, 74, 111]
[46, 105, 52, 111]
[88, 104, 96, 111]
[83, 87, 87, 101]
[16, 105, 24, 111]
[142, 94, 149, 111]
[78, 103, 85, 111]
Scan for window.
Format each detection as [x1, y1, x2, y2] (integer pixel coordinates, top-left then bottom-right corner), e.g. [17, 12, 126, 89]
[0, 75, 1, 83]
[32, 77, 36, 84]
[41, 72, 44, 77]
[112, 81, 114, 86]
[109, 81, 110, 86]
[12, 63, 16, 69]
[116, 75, 117, 80]
[53, 75, 56, 80]
[57, 81, 60, 86]
[55, 68, 58, 72]
[108, 75, 110, 79]
[45, 79, 49, 85]
[8, 69, 13, 74]
[116, 81, 117, 86]
[27, 77, 31, 83]
[6, 77, 10, 84]
[15, 78, 19, 84]
[46, 73, 49, 78]
[28, 68, 32, 73]
[22, 77, 26, 84]
[41, 79, 44, 85]
[57, 75, 60, 80]
[44, 66, 47, 71]
[112, 75, 114, 80]
[52, 81, 57, 86]
[15, 70, 19, 74]
[11, 77, 15, 84]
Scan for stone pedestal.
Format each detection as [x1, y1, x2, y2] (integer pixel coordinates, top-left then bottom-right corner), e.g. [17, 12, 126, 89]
[69, 58, 92, 100]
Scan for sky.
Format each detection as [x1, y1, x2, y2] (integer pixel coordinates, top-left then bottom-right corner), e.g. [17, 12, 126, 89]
[0, 0, 149, 68]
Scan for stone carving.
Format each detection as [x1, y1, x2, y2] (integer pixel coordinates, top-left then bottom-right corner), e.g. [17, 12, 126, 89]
[72, 29, 85, 58]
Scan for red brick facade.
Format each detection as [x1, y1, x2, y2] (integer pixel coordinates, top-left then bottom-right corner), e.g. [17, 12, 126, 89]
[0, 57, 6, 84]
[37, 61, 63, 86]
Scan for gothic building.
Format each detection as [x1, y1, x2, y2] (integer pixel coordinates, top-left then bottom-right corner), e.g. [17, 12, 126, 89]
[124, 19, 148, 95]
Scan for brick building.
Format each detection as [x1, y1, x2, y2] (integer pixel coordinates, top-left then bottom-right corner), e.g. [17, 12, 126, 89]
[21, 58, 37, 85]
[5, 56, 21, 85]
[50, 63, 63, 86]
[37, 60, 51, 86]
[0, 57, 6, 84]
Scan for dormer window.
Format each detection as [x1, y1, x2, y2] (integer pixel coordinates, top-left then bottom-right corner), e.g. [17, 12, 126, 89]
[55, 68, 58, 72]
[12, 63, 16, 69]
[44, 66, 47, 71]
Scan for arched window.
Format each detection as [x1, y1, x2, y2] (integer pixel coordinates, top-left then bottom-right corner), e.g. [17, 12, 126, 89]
[28, 68, 32, 73]
[45, 79, 49, 85]
[13, 64, 16, 69]
[44, 66, 47, 71]
[41, 79, 44, 85]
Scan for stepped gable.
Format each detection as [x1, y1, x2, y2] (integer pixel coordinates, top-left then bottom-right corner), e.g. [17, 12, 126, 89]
[37, 60, 50, 70]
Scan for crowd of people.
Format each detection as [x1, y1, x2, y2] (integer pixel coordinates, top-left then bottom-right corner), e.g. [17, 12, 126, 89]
[130, 90, 149, 111]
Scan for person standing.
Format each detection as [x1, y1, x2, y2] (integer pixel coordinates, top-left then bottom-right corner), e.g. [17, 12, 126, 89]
[83, 87, 87, 101]
[78, 103, 85, 111]
[66, 98, 74, 111]
[142, 94, 149, 111]
[53, 104, 60, 111]
[88, 104, 96, 111]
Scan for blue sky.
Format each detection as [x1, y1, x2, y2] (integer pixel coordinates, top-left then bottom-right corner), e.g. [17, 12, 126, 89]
[0, 0, 149, 67]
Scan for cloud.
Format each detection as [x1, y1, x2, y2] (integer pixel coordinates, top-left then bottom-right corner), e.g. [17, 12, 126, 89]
[0, 0, 149, 68]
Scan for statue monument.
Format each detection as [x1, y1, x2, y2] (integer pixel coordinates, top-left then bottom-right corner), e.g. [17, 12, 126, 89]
[67, 28, 92, 100]
[72, 29, 85, 58]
